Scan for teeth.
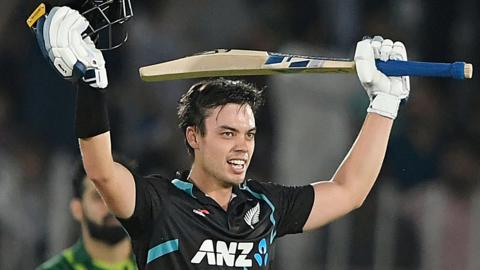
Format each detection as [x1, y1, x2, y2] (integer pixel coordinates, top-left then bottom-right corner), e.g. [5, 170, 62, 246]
[229, 159, 245, 165]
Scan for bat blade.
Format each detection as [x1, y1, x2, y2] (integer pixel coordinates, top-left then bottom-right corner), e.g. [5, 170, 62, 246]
[139, 49, 473, 82]
[139, 49, 355, 82]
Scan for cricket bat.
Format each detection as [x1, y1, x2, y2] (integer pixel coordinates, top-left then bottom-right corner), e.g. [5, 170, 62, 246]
[139, 49, 473, 82]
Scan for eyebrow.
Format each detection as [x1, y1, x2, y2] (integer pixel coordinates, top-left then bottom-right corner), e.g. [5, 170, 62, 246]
[218, 125, 257, 133]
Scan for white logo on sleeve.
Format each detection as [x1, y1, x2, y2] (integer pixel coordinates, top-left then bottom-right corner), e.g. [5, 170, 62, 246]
[244, 202, 260, 229]
[190, 240, 253, 267]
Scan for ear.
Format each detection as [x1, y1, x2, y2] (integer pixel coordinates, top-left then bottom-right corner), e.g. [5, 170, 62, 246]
[186, 126, 201, 150]
[70, 199, 83, 222]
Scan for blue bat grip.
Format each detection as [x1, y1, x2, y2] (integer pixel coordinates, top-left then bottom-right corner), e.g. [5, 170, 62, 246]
[375, 60, 466, 79]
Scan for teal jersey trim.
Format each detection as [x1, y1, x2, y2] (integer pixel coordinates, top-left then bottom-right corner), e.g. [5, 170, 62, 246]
[171, 179, 195, 198]
[147, 239, 179, 264]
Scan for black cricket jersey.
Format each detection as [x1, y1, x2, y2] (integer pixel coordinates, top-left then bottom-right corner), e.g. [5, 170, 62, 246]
[118, 171, 314, 270]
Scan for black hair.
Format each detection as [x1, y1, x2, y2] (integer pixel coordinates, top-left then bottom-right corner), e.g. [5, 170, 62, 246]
[177, 78, 264, 156]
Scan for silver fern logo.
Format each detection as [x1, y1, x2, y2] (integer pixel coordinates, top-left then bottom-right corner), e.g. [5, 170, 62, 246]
[244, 202, 260, 229]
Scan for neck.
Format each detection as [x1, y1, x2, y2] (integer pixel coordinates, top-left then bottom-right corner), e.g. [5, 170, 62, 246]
[188, 164, 233, 211]
[82, 227, 131, 264]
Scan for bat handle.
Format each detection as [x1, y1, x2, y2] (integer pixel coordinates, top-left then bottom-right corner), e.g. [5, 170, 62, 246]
[375, 60, 473, 79]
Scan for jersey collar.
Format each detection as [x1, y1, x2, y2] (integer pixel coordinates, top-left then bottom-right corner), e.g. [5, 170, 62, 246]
[172, 171, 250, 209]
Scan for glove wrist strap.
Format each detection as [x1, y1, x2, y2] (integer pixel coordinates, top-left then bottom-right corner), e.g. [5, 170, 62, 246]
[367, 93, 401, 119]
[75, 83, 110, 138]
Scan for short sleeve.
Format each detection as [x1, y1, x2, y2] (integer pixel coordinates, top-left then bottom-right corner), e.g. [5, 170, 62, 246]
[117, 174, 170, 238]
[247, 180, 314, 237]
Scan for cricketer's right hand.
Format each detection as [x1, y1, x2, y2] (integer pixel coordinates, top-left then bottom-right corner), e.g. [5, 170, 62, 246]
[354, 36, 410, 119]
[39, 6, 108, 88]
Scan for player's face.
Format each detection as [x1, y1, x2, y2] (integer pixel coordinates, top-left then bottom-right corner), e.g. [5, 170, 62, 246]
[196, 103, 256, 186]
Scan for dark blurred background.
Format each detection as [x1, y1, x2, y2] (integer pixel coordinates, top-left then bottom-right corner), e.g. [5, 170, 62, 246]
[1, 0, 479, 269]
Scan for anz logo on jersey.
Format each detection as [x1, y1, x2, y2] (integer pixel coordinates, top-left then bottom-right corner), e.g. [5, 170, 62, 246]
[190, 238, 270, 268]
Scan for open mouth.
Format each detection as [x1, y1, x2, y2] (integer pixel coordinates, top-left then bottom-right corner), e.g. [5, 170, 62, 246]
[227, 159, 246, 172]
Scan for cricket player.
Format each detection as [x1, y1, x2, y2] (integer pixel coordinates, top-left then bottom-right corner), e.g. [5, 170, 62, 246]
[29, 2, 409, 269]
[37, 162, 136, 270]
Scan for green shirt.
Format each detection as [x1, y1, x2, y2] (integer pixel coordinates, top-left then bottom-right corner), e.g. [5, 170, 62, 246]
[37, 239, 136, 270]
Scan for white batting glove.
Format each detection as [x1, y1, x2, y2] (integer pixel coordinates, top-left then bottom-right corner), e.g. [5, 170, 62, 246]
[42, 6, 108, 88]
[354, 36, 410, 119]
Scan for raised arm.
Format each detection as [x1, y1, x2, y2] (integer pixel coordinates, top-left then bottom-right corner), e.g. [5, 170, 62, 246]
[76, 85, 136, 219]
[35, 6, 136, 218]
[303, 36, 410, 231]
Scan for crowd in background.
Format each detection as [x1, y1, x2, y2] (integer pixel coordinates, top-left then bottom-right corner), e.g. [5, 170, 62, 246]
[0, 0, 479, 269]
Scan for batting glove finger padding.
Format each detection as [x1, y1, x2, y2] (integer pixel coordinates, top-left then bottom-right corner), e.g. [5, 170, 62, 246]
[42, 6, 108, 88]
[355, 36, 411, 119]
[390, 41, 410, 100]
[379, 39, 393, 62]
[371, 36, 383, 59]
